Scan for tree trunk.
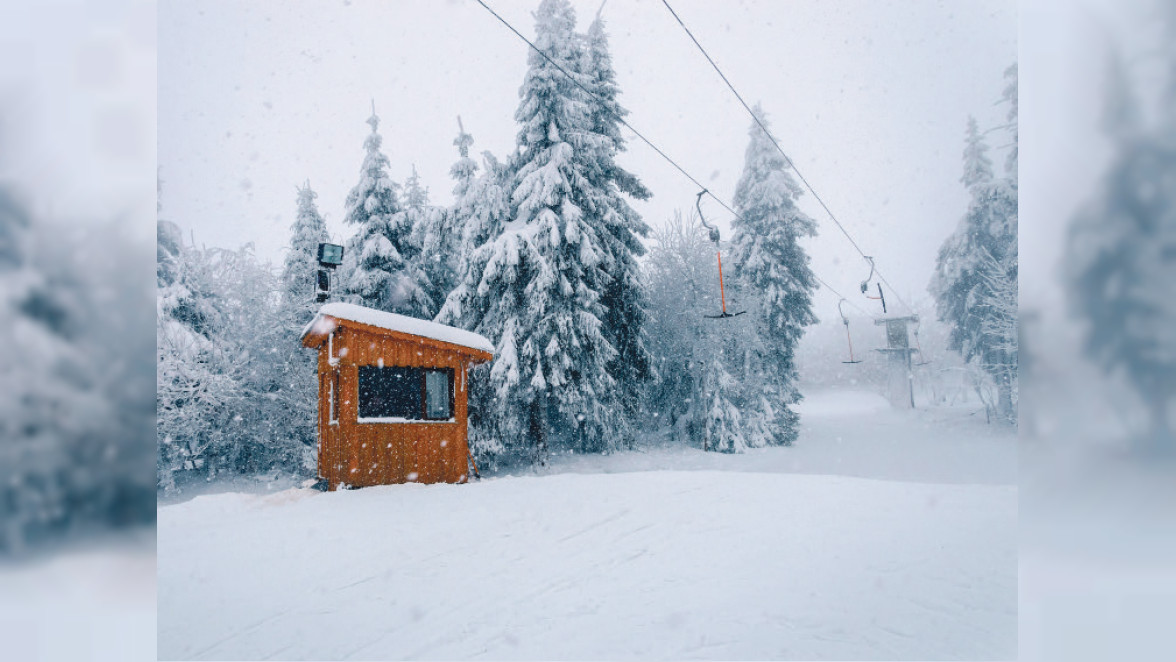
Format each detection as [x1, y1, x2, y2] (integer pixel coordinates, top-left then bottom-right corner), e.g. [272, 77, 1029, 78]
[997, 377, 1014, 424]
[530, 398, 548, 468]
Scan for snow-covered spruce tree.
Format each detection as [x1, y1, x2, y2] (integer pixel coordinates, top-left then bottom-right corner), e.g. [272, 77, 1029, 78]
[217, 247, 313, 477]
[976, 246, 1018, 414]
[448, 129, 512, 264]
[0, 188, 90, 552]
[157, 223, 229, 490]
[1066, 44, 1176, 450]
[644, 212, 711, 443]
[157, 227, 308, 490]
[438, 144, 513, 467]
[1002, 63, 1018, 183]
[729, 104, 818, 446]
[403, 164, 429, 212]
[930, 115, 1018, 421]
[702, 356, 748, 453]
[582, 16, 654, 431]
[444, 120, 479, 266]
[449, 119, 479, 226]
[438, 0, 621, 464]
[1, 190, 155, 553]
[645, 211, 759, 451]
[271, 182, 331, 468]
[404, 164, 451, 317]
[341, 110, 434, 318]
[280, 182, 330, 313]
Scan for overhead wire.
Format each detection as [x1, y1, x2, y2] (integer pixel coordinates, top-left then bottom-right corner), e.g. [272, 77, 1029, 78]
[658, 0, 915, 315]
[471, 0, 871, 318]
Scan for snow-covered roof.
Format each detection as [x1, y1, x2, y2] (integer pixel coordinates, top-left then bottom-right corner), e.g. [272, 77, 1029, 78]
[301, 302, 494, 355]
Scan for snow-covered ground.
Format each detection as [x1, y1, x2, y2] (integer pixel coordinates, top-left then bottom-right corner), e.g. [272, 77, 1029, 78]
[158, 389, 1016, 660]
[0, 531, 156, 662]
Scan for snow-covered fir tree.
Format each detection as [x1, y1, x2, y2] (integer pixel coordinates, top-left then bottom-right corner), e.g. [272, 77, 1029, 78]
[582, 15, 654, 427]
[643, 211, 715, 444]
[158, 223, 313, 491]
[702, 356, 747, 453]
[1067, 43, 1176, 450]
[2, 188, 155, 553]
[438, 0, 622, 464]
[403, 163, 451, 318]
[449, 119, 478, 214]
[403, 164, 429, 211]
[729, 104, 818, 446]
[280, 181, 330, 314]
[1002, 64, 1018, 183]
[930, 115, 1018, 421]
[273, 182, 331, 465]
[341, 110, 434, 318]
[439, 140, 514, 466]
[448, 125, 512, 263]
[644, 210, 767, 452]
[444, 119, 479, 265]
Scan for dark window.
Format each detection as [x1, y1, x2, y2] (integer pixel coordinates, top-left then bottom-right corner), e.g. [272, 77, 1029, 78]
[424, 369, 453, 420]
[358, 366, 423, 420]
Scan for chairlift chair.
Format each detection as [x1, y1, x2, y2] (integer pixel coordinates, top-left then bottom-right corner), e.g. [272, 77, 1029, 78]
[695, 190, 745, 320]
[838, 298, 863, 364]
[859, 256, 887, 314]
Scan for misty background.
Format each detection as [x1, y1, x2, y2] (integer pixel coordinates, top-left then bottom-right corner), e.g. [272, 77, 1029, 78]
[158, 0, 1014, 319]
[0, 0, 1173, 660]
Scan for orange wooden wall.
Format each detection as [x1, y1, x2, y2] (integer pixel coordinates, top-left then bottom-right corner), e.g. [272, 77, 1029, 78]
[310, 320, 490, 490]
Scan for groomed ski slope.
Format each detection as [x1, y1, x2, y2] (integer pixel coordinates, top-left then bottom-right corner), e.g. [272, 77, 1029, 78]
[158, 390, 1016, 660]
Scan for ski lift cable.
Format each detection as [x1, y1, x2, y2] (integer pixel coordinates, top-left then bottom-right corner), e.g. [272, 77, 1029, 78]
[815, 274, 867, 316]
[658, 0, 915, 315]
[472, 0, 863, 309]
[473, 0, 710, 192]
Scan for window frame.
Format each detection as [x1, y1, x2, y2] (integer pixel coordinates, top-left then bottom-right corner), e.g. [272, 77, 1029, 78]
[328, 370, 340, 425]
[421, 368, 455, 421]
[354, 365, 455, 424]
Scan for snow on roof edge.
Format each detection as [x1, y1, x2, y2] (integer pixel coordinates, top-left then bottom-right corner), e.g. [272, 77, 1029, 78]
[301, 302, 494, 355]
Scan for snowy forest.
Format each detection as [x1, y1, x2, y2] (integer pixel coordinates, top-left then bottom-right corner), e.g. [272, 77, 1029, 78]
[7, 0, 1176, 658]
[1, 186, 156, 553]
[155, 0, 1020, 493]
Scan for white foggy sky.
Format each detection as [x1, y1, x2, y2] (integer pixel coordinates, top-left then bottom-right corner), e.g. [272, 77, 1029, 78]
[0, 0, 155, 231]
[159, 0, 1015, 320]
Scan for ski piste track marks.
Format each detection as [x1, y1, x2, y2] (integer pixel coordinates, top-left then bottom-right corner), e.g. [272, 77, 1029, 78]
[158, 390, 1016, 660]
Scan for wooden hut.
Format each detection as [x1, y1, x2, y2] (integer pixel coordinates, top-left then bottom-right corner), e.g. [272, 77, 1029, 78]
[300, 302, 493, 490]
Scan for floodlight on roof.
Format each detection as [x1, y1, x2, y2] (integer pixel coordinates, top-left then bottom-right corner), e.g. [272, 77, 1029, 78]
[317, 242, 344, 267]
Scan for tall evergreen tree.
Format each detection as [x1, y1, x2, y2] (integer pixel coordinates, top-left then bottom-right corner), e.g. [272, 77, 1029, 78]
[403, 163, 452, 317]
[272, 182, 331, 466]
[280, 181, 330, 313]
[1067, 43, 1176, 449]
[341, 109, 434, 317]
[729, 104, 818, 446]
[702, 356, 747, 453]
[930, 115, 1018, 420]
[645, 211, 760, 451]
[1002, 64, 1018, 183]
[2, 189, 155, 551]
[438, 0, 621, 464]
[439, 142, 515, 468]
[582, 16, 654, 432]
[451, 118, 477, 197]
[443, 119, 479, 274]
[403, 164, 429, 212]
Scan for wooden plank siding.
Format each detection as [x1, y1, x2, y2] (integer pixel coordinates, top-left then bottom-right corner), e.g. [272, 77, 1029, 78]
[307, 318, 490, 490]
